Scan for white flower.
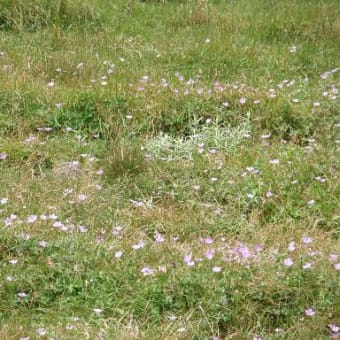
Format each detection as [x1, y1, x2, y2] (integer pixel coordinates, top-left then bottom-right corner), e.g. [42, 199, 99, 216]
[212, 266, 222, 272]
[115, 250, 123, 258]
[269, 159, 280, 165]
[39, 240, 48, 248]
[0, 197, 8, 205]
[287, 241, 296, 252]
[77, 194, 87, 202]
[17, 292, 28, 298]
[303, 262, 312, 270]
[37, 328, 47, 336]
[290, 45, 297, 53]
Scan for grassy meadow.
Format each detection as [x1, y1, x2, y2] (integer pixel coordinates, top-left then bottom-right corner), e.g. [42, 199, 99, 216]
[0, 0, 339, 338]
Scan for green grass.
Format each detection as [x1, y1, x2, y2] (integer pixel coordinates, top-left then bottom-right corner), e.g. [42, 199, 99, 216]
[0, 0, 339, 338]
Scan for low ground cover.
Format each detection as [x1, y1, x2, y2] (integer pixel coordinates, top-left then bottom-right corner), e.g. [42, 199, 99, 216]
[0, 0, 339, 338]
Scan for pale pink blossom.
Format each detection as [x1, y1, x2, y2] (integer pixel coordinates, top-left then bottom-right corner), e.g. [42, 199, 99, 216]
[27, 215, 38, 223]
[205, 249, 215, 260]
[303, 262, 312, 270]
[184, 254, 195, 266]
[329, 324, 339, 333]
[239, 97, 246, 105]
[141, 267, 154, 276]
[37, 328, 47, 336]
[154, 231, 165, 243]
[132, 240, 145, 249]
[283, 258, 294, 267]
[305, 308, 315, 316]
[287, 241, 296, 252]
[201, 236, 214, 244]
[158, 265, 167, 273]
[329, 254, 338, 262]
[301, 236, 313, 244]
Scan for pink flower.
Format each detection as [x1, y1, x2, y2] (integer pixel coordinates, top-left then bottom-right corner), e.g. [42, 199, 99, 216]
[0, 152, 7, 160]
[77, 194, 87, 202]
[184, 254, 195, 266]
[154, 231, 165, 243]
[205, 249, 215, 260]
[303, 262, 312, 270]
[132, 240, 145, 249]
[235, 244, 252, 259]
[239, 97, 246, 105]
[158, 265, 167, 273]
[265, 191, 273, 198]
[305, 308, 315, 316]
[78, 225, 88, 233]
[329, 254, 338, 262]
[202, 236, 214, 244]
[27, 215, 38, 223]
[283, 258, 294, 267]
[49, 213, 58, 220]
[37, 328, 47, 336]
[301, 236, 313, 244]
[141, 267, 154, 276]
[335, 263, 340, 270]
[52, 221, 64, 228]
[329, 324, 339, 333]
